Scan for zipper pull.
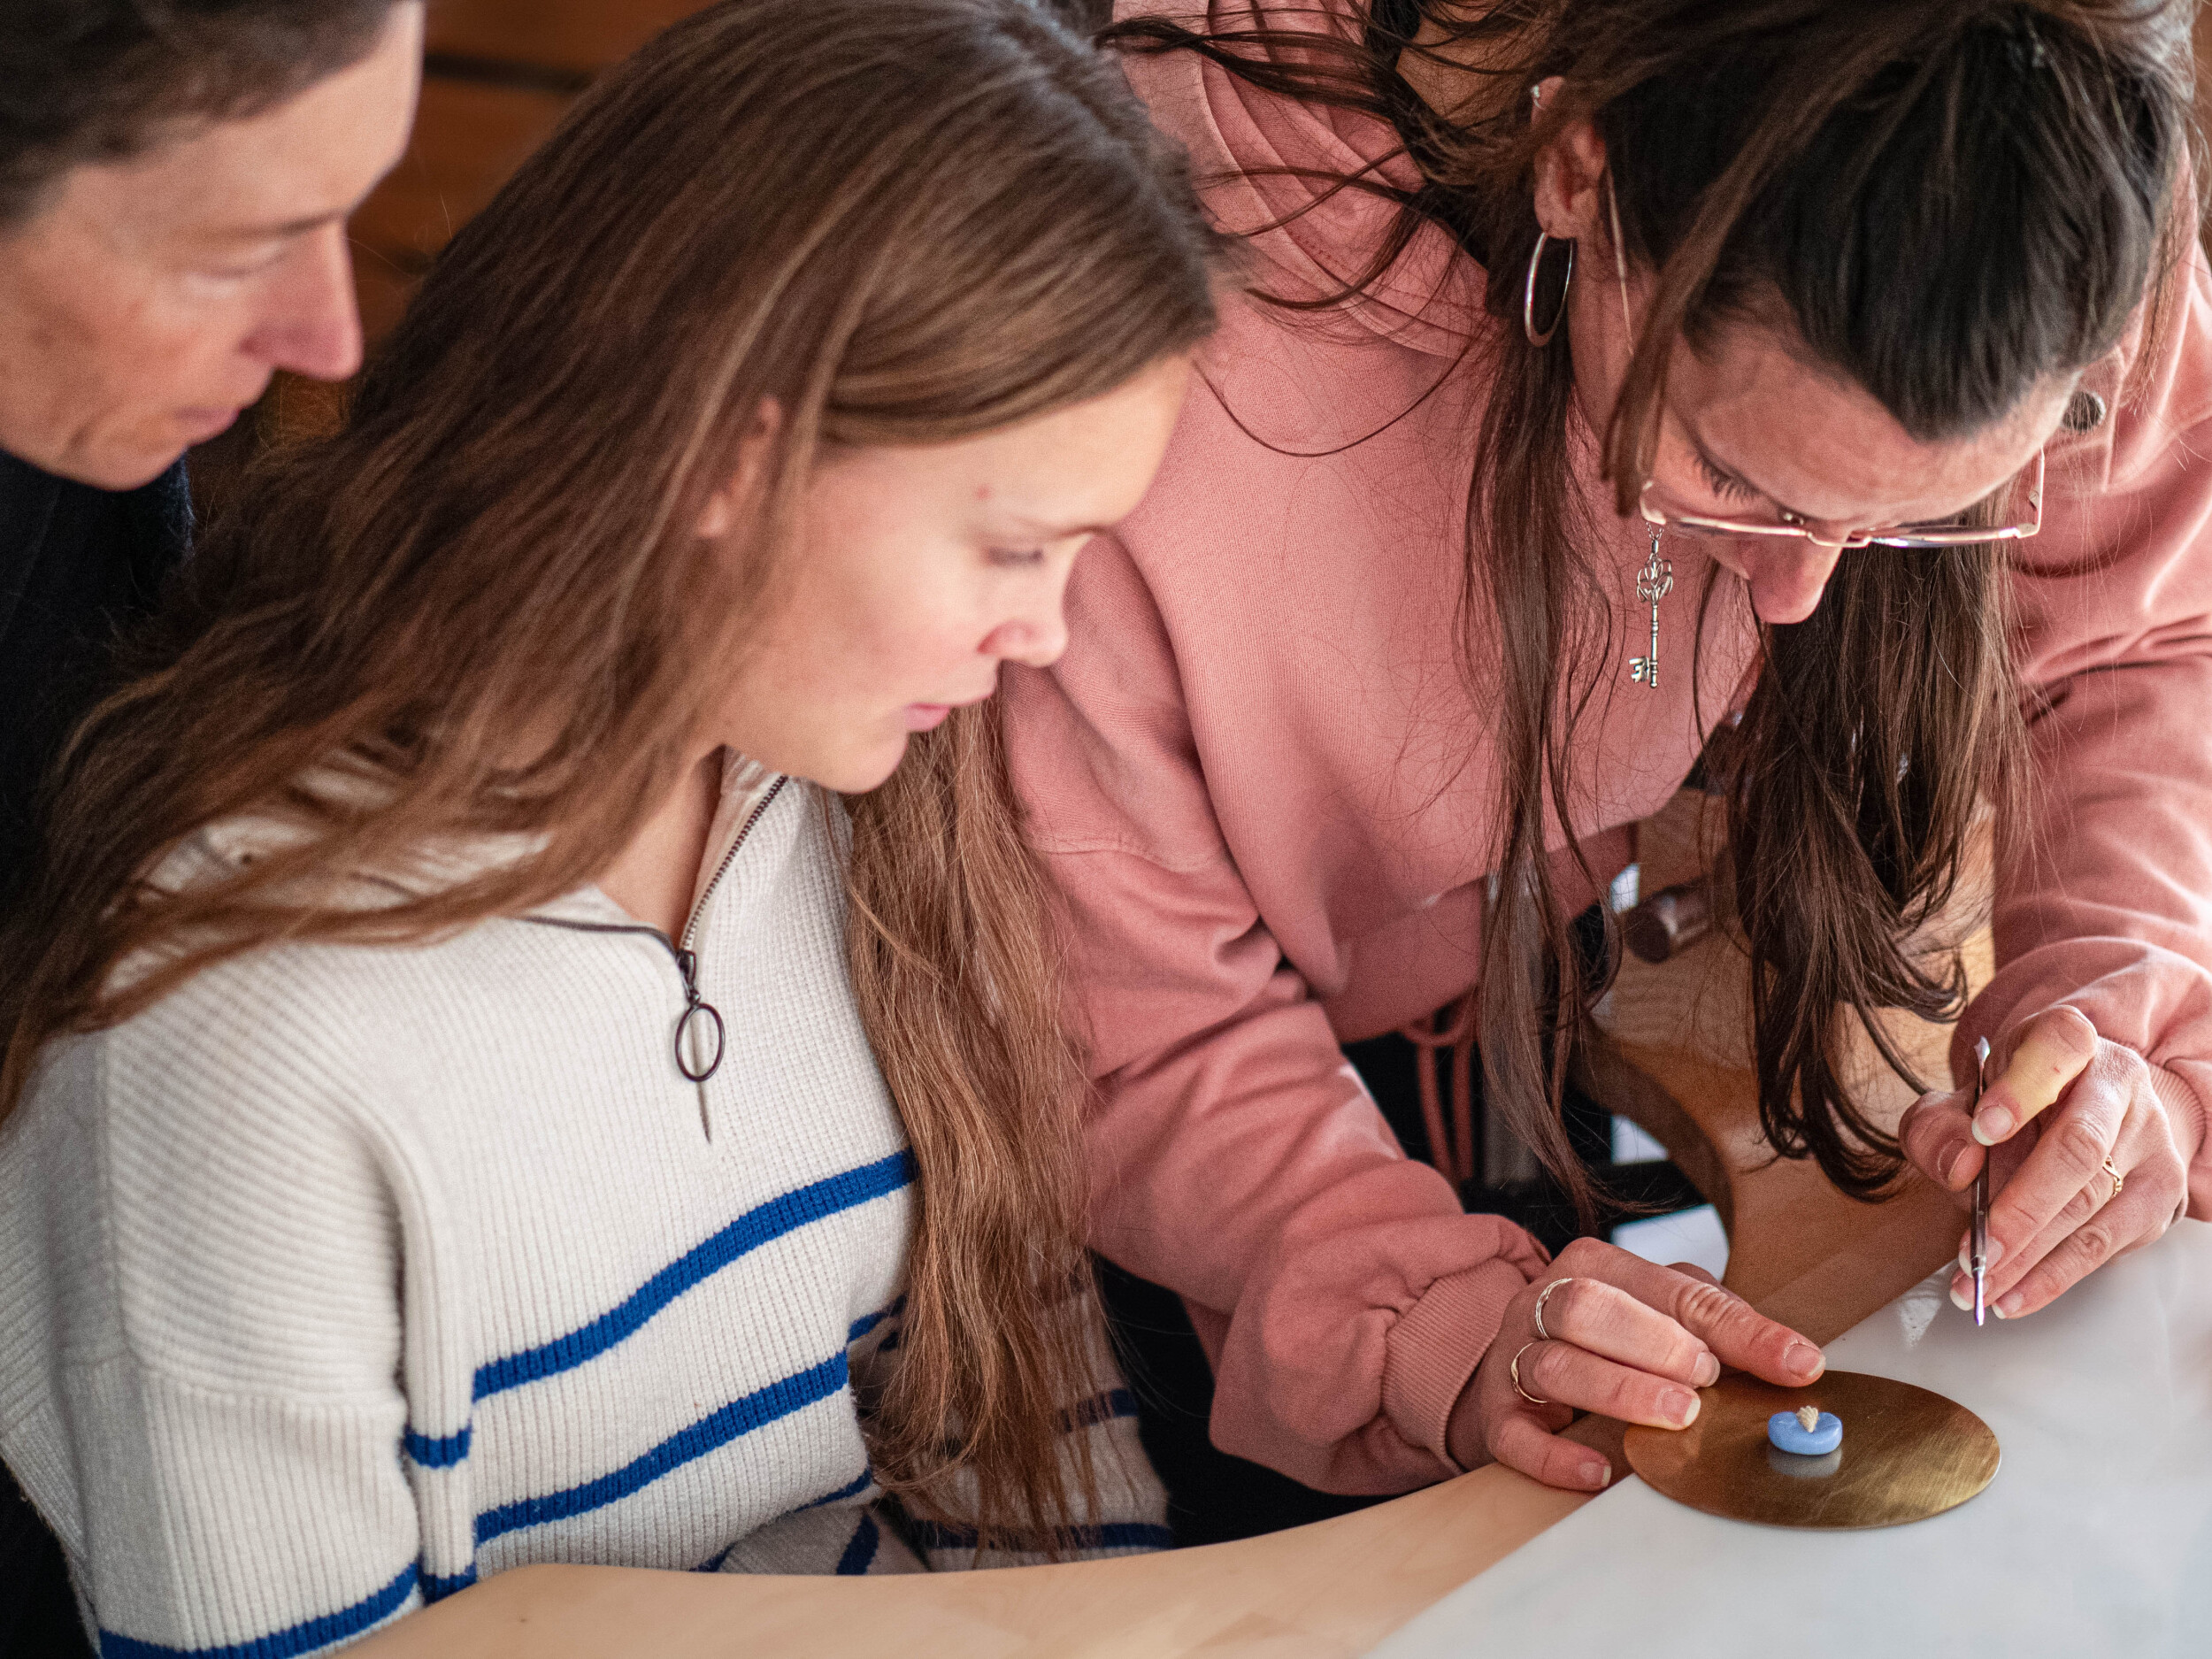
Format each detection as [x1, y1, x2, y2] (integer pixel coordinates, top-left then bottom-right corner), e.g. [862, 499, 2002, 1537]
[671, 946, 727, 1099]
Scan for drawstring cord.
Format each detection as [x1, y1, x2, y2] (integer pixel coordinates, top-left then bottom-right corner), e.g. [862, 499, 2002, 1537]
[1400, 993, 1478, 1187]
[1400, 827, 1640, 1189]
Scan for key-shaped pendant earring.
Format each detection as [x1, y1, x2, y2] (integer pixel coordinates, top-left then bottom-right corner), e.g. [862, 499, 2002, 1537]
[1629, 528, 1673, 688]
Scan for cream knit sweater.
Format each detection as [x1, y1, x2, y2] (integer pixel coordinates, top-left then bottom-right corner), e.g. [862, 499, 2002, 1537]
[0, 757, 1165, 1656]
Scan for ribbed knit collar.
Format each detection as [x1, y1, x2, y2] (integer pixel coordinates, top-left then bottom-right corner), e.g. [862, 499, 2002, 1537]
[172, 749, 782, 933]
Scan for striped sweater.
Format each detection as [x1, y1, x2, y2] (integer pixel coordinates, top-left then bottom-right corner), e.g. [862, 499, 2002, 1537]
[0, 757, 1166, 1657]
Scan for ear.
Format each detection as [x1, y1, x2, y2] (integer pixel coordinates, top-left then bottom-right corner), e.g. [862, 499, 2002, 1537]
[1531, 80, 1611, 244]
[695, 397, 785, 541]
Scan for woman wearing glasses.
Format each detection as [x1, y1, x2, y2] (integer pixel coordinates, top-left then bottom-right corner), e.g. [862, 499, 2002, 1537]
[1002, 0, 2208, 1509]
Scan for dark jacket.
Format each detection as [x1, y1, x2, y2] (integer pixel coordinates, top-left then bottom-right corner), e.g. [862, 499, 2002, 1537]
[0, 450, 190, 901]
[1, 446, 187, 1659]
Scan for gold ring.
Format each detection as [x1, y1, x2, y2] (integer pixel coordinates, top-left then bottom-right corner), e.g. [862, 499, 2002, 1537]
[1510, 1341, 1550, 1406]
[1532, 1277, 1575, 1342]
[2102, 1156, 2124, 1201]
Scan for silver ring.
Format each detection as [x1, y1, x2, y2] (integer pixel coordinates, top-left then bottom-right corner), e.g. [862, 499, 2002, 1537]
[1532, 1276, 1575, 1342]
[1510, 1341, 1550, 1406]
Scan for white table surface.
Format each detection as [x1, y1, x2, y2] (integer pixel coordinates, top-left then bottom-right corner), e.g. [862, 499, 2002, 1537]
[1371, 1218, 2212, 1659]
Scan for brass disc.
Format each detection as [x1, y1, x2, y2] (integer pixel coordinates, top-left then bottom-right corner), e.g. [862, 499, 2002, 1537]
[1623, 1369, 1999, 1530]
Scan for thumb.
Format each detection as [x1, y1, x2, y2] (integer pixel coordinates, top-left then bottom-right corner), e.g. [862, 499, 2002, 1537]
[1975, 1008, 2097, 1146]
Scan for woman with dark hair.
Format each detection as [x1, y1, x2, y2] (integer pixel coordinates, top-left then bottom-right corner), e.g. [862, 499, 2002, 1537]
[1003, 0, 2209, 1505]
[0, 0, 1224, 1649]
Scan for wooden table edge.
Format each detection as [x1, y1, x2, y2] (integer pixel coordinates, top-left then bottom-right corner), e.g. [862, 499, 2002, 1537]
[353, 1459, 1593, 1658]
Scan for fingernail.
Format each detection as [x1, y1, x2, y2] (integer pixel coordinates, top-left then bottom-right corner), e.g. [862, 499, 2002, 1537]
[1984, 1238, 2004, 1269]
[1664, 1388, 1699, 1427]
[1785, 1340, 1824, 1379]
[1972, 1105, 2016, 1145]
[1949, 1278, 1970, 1311]
[1586, 1462, 1611, 1488]
[1693, 1351, 1720, 1387]
[1939, 1144, 1966, 1186]
[1994, 1294, 2018, 1320]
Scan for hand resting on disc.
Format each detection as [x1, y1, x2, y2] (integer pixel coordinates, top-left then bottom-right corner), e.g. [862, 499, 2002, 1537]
[1445, 1238, 1826, 1491]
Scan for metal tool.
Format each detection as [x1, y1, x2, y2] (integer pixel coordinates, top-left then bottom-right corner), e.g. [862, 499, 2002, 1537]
[1970, 1035, 1992, 1326]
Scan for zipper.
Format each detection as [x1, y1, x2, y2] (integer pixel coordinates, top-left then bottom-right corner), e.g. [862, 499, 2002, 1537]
[681, 776, 787, 957]
[521, 773, 788, 1139]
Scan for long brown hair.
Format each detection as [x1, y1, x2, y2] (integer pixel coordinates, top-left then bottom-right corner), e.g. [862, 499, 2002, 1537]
[1104, 0, 2195, 1210]
[0, 0, 1225, 1543]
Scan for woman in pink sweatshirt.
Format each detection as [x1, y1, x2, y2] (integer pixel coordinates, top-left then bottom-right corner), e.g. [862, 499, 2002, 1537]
[1003, 0, 2212, 1504]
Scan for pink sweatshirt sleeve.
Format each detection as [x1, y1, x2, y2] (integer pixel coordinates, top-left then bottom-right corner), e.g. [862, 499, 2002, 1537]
[1958, 249, 2212, 1219]
[1003, 534, 1551, 1495]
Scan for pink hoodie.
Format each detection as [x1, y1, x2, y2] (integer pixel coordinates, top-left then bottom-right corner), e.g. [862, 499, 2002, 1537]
[1002, 0, 2212, 1494]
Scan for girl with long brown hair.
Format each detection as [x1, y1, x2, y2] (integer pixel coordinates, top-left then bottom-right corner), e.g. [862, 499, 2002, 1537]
[1002, 0, 2210, 1515]
[0, 0, 1222, 1647]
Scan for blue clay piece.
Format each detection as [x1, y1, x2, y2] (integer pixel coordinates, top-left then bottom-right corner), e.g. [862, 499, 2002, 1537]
[1767, 1409, 1843, 1455]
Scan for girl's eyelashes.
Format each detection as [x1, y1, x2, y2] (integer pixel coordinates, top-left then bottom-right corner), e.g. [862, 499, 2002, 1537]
[1696, 451, 1758, 505]
[194, 256, 287, 286]
[987, 548, 1047, 568]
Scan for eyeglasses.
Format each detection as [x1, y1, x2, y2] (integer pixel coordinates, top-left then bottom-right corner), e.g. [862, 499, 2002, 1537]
[1637, 449, 2045, 551]
[1603, 188, 2047, 552]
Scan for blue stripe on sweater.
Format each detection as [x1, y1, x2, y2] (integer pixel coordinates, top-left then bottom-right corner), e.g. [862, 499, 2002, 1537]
[846, 1294, 904, 1345]
[1071, 1522, 1176, 1552]
[420, 1564, 477, 1602]
[403, 1425, 472, 1468]
[98, 1562, 417, 1659]
[1057, 1388, 1140, 1432]
[793, 1467, 873, 1514]
[473, 1152, 914, 1401]
[835, 1513, 880, 1575]
[693, 1465, 874, 1572]
[910, 1519, 1175, 1555]
[475, 1353, 849, 1546]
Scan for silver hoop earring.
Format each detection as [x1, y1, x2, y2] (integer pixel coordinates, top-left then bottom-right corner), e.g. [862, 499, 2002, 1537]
[1523, 232, 1575, 347]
